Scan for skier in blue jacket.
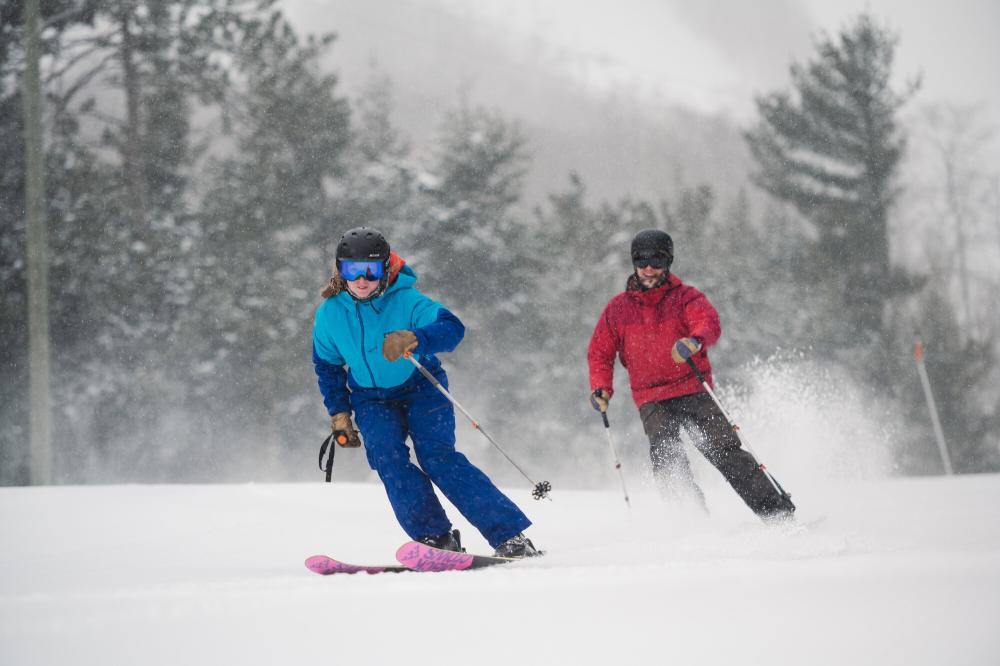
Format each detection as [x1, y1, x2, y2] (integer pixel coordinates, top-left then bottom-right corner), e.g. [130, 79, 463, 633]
[312, 227, 539, 558]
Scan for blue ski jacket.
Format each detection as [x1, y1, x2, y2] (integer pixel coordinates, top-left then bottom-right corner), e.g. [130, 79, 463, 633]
[312, 261, 464, 415]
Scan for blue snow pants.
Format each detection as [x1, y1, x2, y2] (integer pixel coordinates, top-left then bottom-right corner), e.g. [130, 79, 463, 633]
[351, 368, 531, 548]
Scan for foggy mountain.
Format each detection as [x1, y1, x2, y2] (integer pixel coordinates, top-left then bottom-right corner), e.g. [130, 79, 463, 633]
[282, 0, 766, 207]
[282, 0, 1000, 211]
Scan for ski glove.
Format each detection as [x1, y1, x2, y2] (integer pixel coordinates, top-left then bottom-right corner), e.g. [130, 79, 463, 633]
[383, 330, 418, 361]
[330, 412, 362, 448]
[671, 337, 703, 363]
[589, 388, 611, 413]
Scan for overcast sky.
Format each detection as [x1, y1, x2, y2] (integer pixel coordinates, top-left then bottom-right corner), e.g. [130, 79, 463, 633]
[287, 0, 1000, 122]
[433, 0, 1000, 119]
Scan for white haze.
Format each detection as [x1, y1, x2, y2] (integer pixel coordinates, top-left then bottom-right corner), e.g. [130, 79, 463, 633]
[136, 350, 905, 489]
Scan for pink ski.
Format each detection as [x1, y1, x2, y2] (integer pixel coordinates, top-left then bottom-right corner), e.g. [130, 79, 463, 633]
[395, 541, 512, 572]
[304, 554, 408, 575]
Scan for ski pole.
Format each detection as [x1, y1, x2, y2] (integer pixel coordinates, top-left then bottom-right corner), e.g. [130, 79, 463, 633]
[405, 352, 552, 500]
[597, 409, 631, 508]
[684, 357, 794, 507]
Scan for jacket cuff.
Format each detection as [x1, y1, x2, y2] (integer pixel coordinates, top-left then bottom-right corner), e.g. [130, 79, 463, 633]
[412, 328, 430, 354]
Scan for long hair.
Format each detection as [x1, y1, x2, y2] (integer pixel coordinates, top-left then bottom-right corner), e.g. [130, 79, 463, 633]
[320, 267, 347, 299]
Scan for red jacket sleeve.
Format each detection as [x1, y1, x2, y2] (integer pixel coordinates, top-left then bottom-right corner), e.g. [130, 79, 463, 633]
[587, 302, 619, 395]
[681, 289, 721, 348]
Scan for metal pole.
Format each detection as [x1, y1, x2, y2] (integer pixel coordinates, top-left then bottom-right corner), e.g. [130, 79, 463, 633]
[599, 411, 631, 508]
[405, 353, 551, 500]
[685, 358, 793, 504]
[913, 339, 954, 475]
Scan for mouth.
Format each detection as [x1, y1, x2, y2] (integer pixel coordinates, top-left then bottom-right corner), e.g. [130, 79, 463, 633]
[348, 279, 377, 296]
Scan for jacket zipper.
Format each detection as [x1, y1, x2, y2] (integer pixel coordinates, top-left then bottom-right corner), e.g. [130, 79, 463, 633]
[355, 301, 378, 386]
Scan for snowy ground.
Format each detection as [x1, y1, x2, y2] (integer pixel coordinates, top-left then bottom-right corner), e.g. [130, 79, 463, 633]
[2, 474, 999, 666]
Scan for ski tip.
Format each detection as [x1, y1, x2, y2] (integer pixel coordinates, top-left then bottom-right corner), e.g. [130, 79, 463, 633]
[305, 554, 345, 574]
[305, 554, 407, 575]
[305, 554, 329, 569]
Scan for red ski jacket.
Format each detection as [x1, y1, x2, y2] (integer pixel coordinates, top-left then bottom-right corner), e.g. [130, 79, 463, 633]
[587, 273, 722, 408]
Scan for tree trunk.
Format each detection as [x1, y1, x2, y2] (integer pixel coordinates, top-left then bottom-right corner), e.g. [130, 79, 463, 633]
[119, 8, 147, 226]
[944, 149, 974, 340]
[23, 0, 53, 485]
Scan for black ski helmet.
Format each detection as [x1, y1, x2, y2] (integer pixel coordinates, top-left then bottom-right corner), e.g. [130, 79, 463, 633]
[336, 227, 390, 263]
[336, 227, 391, 300]
[631, 229, 673, 271]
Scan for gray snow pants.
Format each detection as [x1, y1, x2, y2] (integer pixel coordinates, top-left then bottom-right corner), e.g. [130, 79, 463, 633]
[638, 392, 792, 518]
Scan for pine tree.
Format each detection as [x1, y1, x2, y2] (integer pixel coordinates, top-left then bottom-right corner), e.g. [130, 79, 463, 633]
[414, 98, 529, 324]
[335, 68, 421, 250]
[525, 174, 656, 475]
[402, 100, 533, 468]
[189, 11, 351, 465]
[744, 13, 919, 368]
[1, 1, 319, 482]
[413, 99, 529, 349]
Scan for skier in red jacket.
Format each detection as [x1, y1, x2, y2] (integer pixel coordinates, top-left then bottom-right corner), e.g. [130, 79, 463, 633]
[587, 229, 795, 521]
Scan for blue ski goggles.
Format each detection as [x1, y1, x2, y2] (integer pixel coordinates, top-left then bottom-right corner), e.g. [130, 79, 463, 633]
[339, 259, 385, 282]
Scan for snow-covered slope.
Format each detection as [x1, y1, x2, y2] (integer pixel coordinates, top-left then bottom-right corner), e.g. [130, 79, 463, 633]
[2, 475, 998, 665]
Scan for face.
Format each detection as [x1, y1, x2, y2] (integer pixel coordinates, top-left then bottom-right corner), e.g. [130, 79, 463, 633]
[633, 255, 669, 289]
[636, 265, 666, 289]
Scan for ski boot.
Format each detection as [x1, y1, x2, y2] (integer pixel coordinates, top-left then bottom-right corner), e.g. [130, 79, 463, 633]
[493, 533, 540, 558]
[417, 529, 464, 552]
[759, 500, 797, 527]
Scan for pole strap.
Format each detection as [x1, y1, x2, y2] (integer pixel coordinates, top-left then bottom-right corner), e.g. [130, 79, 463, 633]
[318, 433, 336, 482]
